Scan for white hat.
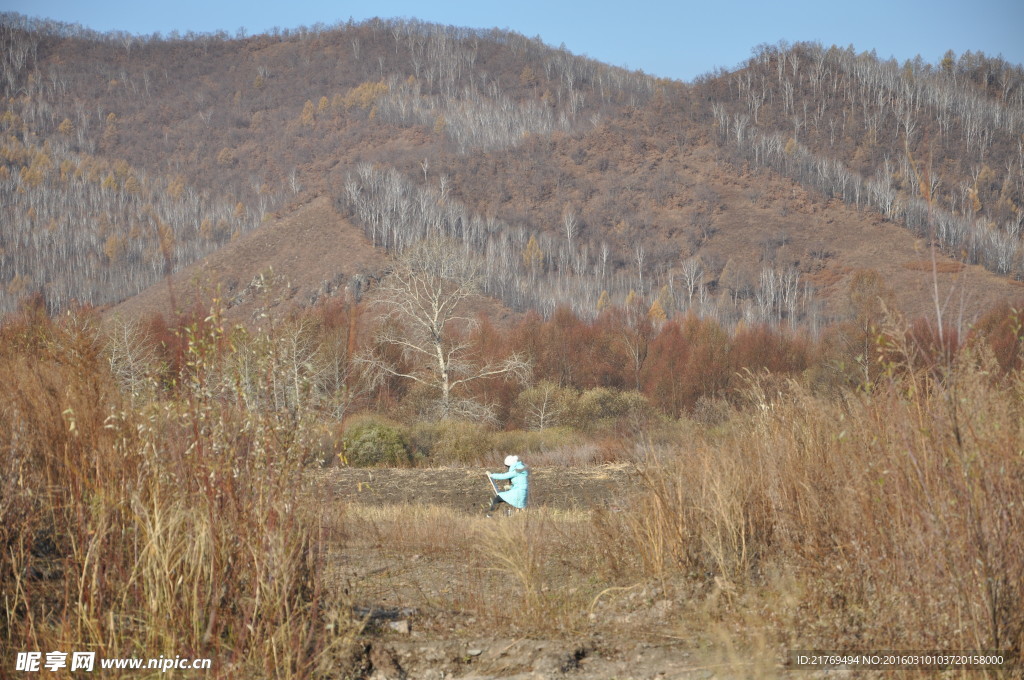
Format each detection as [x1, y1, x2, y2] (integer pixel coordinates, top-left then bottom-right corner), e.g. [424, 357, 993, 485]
[503, 454, 519, 467]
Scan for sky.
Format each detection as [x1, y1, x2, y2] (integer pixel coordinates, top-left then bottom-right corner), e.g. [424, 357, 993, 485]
[2, 0, 1022, 82]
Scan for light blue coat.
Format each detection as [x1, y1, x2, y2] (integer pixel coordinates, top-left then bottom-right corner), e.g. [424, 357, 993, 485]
[489, 461, 529, 509]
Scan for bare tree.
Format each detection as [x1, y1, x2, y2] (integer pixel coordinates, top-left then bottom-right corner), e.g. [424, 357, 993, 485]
[614, 297, 653, 391]
[633, 243, 647, 293]
[516, 380, 574, 430]
[562, 207, 578, 250]
[104, 316, 160, 401]
[680, 256, 704, 309]
[360, 238, 529, 420]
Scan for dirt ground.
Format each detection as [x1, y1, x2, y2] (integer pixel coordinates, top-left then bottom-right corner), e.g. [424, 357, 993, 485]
[305, 466, 825, 680]
[310, 464, 641, 514]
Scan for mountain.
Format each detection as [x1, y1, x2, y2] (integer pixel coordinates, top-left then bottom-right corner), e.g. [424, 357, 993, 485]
[2, 14, 1022, 325]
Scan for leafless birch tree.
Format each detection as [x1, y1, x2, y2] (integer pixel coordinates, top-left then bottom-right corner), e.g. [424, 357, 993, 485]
[360, 238, 529, 420]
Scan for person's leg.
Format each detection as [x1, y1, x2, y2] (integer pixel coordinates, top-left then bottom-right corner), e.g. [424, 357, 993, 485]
[487, 495, 506, 512]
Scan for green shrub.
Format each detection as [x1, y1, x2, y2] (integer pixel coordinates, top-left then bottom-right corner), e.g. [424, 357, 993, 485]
[513, 380, 578, 430]
[570, 387, 654, 432]
[617, 390, 657, 430]
[570, 387, 620, 430]
[341, 415, 412, 467]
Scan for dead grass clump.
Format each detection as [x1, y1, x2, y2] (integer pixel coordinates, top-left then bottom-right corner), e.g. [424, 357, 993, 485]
[804, 265, 851, 291]
[624, 341, 1024, 661]
[1, 310, 358, 678]
[491, 427, 574, 457]
[343, 505, 611, 637]
[509, 439, 635, 467]
[473, 510, 601, 635]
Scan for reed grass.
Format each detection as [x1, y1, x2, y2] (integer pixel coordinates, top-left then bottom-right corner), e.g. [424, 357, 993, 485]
[627, 340, 1024, 661]
[0, 309, 358, 679]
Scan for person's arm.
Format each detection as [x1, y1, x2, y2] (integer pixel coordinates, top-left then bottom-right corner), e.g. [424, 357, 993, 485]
[490, 470, 515, 480]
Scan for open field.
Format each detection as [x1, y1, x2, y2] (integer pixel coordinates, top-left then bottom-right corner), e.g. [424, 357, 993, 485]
[309, 464, 640, 513]
[309, 466, 788, 680]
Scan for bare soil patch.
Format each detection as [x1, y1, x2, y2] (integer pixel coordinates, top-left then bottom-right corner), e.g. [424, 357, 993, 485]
[306, 466, 807, 679]
[310, 464, 640, 514]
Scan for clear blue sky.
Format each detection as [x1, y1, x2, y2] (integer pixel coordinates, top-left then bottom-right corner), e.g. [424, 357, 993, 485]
[2, 0, 1022, 81]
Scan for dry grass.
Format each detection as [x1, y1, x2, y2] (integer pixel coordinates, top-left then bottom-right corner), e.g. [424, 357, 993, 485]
[6, 304, 1022, 675]
[336, 330, 1024, 667]
[903, 259, 966, 273]
[346, 504, 474, 558]
[0, 309, 358, 678]
[625, 341, 1024, 663]
[803, 264, 852, 292]
[343, 503, 634, 637]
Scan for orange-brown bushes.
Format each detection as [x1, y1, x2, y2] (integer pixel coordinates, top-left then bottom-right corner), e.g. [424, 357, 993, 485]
[729, 323, 812, 376]
[971, 300, 1024, 373]
[902, 316, 961, 374]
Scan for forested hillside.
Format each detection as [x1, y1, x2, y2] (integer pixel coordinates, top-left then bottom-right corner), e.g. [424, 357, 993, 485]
[709, 42, 1024, 276]
[1, 14, 1022, 324]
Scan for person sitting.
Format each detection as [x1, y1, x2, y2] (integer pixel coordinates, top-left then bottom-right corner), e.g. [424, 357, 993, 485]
[487, 455, 529, 513]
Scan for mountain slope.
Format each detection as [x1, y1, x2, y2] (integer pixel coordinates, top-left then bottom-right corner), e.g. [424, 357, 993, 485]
[108, 196, 387, 322]
[3, 14, 1022, 325]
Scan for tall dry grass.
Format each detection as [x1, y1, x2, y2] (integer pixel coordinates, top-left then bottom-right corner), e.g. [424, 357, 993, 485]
[345, 503, 629, 636]
[0, 308, 357, 678]
[628, 338, 1024, 660]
